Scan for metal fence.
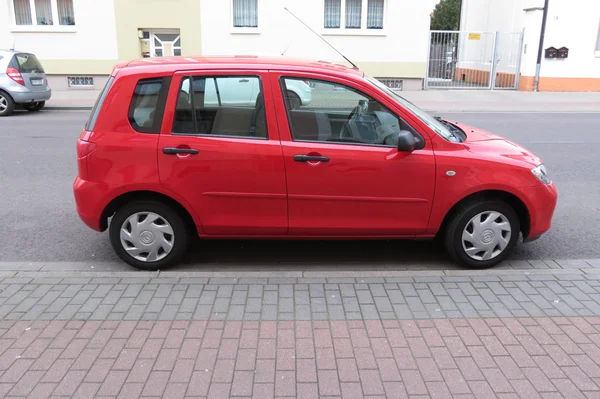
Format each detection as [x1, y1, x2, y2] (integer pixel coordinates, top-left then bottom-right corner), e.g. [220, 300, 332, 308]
[425, 31, 524, 90]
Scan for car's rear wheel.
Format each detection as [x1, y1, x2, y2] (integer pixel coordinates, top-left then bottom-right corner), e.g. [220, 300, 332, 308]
[0, 91, 15, 117]
[109, 201, 189, 270]
[23, 101, 45, 112]
[444, 200, 520, 268]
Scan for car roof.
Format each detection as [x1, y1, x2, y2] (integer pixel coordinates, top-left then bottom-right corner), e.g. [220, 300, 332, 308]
[116, 55, 364, 78]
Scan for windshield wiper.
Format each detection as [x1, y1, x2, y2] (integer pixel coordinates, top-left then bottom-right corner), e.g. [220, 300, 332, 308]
[434, 116, 460, 141]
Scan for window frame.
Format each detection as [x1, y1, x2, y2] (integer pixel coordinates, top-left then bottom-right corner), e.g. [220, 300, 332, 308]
[279, 76, 422, 149]
[230, 0, 261, 34]
[128, 76, 172, 135]
[322, 0, 387, 36]
[171, 74, 269, 141]
[10, 0, 76, 32]
[596, 20, 600, 57]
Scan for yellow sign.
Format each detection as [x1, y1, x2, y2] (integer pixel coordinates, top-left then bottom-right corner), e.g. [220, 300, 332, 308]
[468, 33, 481, 40]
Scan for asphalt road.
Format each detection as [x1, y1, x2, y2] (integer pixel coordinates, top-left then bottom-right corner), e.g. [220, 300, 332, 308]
[0, 109, 599, 266]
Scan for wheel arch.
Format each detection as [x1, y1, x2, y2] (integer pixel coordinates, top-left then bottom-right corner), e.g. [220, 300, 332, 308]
[100, 190, 199, 237]
[437, 189, 530, 239]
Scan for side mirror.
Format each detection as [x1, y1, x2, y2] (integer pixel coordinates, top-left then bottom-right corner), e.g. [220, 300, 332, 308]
[397, 130, 419, 152]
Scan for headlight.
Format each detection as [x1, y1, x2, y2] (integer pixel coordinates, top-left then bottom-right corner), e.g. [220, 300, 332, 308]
[531, 164, 550, 184]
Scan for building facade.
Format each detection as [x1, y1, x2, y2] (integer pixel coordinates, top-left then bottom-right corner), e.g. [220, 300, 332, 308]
[459, 0, 600, 91]
[1, 0, 431, 91]
[0, 0, 202, 90]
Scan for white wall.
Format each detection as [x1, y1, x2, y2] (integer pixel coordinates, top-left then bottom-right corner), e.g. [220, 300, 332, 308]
[199, 0, 430, 70]
[0, 0, 118, 60]
[460, 0, 600, 79]
[457, 0, 527, 74]
[537, 0, 600, 78]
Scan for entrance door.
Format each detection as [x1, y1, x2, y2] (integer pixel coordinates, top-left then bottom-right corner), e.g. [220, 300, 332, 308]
[151, 32, 182, 57]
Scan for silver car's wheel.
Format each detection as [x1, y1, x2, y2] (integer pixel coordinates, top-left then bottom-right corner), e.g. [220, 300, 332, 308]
[461, 211, 512, 261]
[120, 212, 175, 263]
[0, 95, 7, 112]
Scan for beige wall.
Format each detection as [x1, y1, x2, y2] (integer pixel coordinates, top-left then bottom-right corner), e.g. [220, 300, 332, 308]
[357, 62, 426, 79]
[113, 0, 202, 62]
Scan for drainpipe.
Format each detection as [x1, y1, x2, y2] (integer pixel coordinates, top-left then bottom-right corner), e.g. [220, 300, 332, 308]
[533, 0, 550, 92]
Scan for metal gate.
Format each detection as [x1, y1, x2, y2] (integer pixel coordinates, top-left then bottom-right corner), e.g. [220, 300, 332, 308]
[425, 31, 524, 90]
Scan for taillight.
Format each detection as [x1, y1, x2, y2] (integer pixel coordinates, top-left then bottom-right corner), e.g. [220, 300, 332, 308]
[77, 140, 96, 158]
[6, 67, 25, 86]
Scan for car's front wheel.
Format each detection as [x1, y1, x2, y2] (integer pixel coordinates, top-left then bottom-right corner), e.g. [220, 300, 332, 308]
[444, 200, 520, 268]
[23, 101, 45, 112]
[109, 201, 189, 270]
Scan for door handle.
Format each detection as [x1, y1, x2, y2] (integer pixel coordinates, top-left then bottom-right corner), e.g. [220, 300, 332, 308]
[293, 154, 330, 163]
[239, 79, 249, 83]
[163, 147, 199, 155]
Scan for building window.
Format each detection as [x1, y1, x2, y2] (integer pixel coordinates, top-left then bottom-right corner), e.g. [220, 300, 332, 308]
[68, 76, 94, 87]
[232, 0, 258, 28]
[367, 0, 384, 29]
[324, 0, 341, 28]
[324, 0, 384, 31]
[12, 0, 75, 26]
[376, 78, 403, 90]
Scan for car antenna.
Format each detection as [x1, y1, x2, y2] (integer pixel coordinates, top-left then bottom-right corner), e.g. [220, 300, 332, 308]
[284, 7, 359, 70]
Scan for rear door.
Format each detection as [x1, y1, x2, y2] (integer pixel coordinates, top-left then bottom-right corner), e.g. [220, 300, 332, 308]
[158, 70, 288, 235]
[11, 53, 47, 91]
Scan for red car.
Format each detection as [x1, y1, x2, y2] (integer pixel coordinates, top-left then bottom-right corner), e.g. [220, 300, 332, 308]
[74, 56, 557, 270]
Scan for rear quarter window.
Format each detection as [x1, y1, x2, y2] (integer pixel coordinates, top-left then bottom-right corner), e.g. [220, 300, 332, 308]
[128, 77, 171, 134]
[85, 76, 115, 131]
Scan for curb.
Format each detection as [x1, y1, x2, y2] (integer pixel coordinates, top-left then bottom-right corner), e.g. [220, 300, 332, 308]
[44, 106, 93, 111]
[0, 267, 597, 280]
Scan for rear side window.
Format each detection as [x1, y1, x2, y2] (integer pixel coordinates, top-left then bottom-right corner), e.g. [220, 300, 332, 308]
[172, 75, 267, 139]
[85, 76, 114, 131]
[128, 77, 171, 134]
[12, 53, 45, 73]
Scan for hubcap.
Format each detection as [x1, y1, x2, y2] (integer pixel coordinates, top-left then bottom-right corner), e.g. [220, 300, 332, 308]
[120, 212, 174, 263]
[462, 211, 511, 261]
[0, 95, 7, 112]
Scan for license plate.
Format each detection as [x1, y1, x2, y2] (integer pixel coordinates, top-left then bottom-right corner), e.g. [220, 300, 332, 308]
[30, 79, 43, 86]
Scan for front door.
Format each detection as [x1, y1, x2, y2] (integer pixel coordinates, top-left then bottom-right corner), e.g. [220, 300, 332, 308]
[158, 71, 287, 235]
[274, 74, 436, 236]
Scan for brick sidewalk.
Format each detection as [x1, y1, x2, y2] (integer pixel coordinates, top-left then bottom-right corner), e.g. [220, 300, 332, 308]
[3, 270, 600, 397]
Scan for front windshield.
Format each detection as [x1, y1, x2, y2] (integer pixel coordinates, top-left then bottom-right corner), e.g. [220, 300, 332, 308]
[365, 75, 455, 141]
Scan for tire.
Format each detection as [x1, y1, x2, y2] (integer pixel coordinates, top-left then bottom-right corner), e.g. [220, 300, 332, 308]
[286, 91, 301, 110]
[444, 200, 520, 269]
[0, 91, 15, 117]
[109, 200, 189, 270]
[23, 101, 45, 112]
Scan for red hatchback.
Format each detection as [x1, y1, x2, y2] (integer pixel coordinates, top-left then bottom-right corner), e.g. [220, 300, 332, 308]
[74, 56, 557, 270]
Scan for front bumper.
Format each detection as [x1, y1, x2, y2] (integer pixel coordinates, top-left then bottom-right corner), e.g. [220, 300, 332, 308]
[12, 88, 52, 104]
[522, 182, 558, 241]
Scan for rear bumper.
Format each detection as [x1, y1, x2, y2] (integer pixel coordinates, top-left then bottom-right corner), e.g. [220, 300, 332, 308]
[73, 177, 110, 232]
[12, 88, 52, 103]
[522, 182, 558, 241]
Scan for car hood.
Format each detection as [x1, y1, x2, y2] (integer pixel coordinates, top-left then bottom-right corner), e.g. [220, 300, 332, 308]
[453, 122, 542, 167]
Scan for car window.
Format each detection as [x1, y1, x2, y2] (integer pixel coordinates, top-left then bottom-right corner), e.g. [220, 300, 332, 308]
[128, 77, 171, 134]
[172, 75, 267, 139]
[14, 53, 45, 73]
[282, 77, 420, 147]
[85, 76, 114, 131]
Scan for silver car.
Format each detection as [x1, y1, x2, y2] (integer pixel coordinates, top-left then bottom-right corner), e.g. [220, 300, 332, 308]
[0, 50, 52, 116]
